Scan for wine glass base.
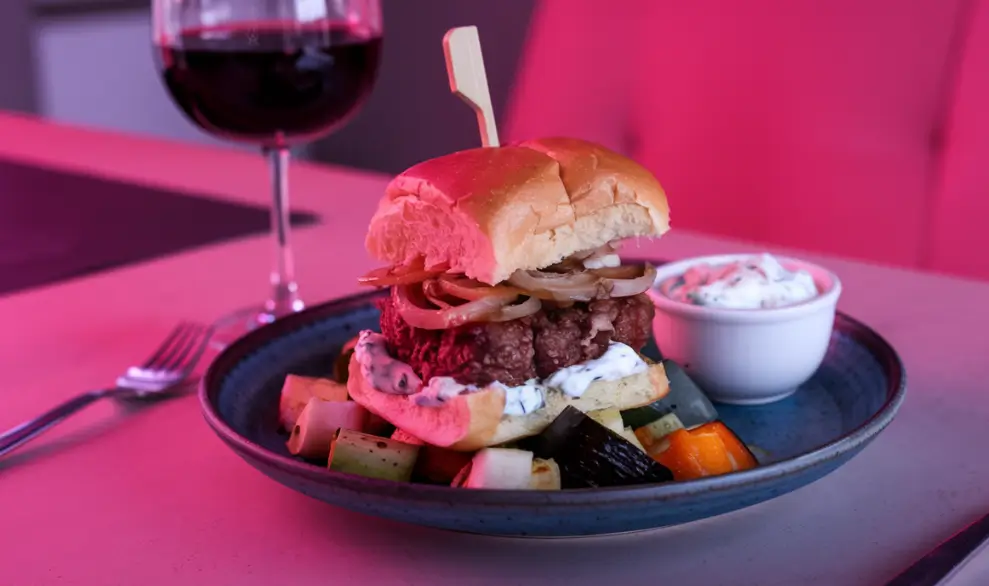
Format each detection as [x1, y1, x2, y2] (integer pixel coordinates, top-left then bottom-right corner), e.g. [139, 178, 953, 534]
[208, 304, 302, 351]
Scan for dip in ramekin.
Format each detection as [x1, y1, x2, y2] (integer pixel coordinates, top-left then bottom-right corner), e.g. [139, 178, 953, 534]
[648, 253, 842, 405]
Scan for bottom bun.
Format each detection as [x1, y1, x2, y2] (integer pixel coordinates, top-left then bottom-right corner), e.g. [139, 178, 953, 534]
[347, 356, 505, 451]
[489, 362, 669, 446]
[347, 354, 670, 451]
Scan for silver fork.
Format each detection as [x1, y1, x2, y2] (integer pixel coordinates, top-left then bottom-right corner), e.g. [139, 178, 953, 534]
[0, 321, 212, 458]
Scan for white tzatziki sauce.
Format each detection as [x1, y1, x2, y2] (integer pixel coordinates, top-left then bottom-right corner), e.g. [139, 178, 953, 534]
[413, 378, 546, 416]
[354, 331, 646, 416]
[354, 331, 421, 395]
[544, 342, 648, 398]
[661, 253, 819, 309]
[497, 380, 545, 416]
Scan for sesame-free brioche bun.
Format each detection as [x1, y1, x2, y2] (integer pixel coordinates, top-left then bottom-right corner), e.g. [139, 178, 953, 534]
[365, 137, 670, 285]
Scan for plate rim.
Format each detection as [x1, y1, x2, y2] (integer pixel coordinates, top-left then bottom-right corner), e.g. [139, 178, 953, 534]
[199, 289, 907, 507]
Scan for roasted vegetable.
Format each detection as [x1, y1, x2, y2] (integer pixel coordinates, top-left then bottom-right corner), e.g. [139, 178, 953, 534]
[652, 422, 758, 480]
[458, 448, 535, 489]
[415, 446, 476, 484]
[619, 427, 648, 453]
[279, 374, 349, 431]
[390, 428, 425, 445]
[522, 406, 673, 488]
[333, 335, 361, 383]
[634, 413, 685, 454]
[451, 461, 472, 488]
[587, 407, 625, 435]
[529, 458, 562, 490]
[328, 429, 419, 482]
[286, 398, 368, 459]
[363, 412, 395, 437]
[391, 428, 476, 484]
[747, 444, 771, 464]
[621, 360, 718, 429]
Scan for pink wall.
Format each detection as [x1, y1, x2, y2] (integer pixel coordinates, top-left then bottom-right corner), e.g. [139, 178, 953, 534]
[506, 0, 989, 281]
[930, 0, 989, 279]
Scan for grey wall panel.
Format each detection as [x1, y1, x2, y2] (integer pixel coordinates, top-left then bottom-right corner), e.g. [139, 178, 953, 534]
[0, 0, 37, 113]
[28, 0, 535, 174]
[308, 0, 536, 174]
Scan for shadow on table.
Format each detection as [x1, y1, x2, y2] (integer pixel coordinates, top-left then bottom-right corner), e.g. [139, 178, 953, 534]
[284, 489, 781, 581]
[0, 158, 319, 297]
[0, 380, 198, 472]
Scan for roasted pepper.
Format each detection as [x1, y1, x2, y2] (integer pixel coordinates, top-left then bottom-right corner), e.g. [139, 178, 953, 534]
[652, 422, 758, 480]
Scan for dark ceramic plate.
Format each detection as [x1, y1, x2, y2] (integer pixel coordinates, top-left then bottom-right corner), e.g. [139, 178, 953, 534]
[200, 290, 906, 537]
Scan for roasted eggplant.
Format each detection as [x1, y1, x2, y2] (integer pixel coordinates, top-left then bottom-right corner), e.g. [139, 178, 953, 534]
[522, 406, 673, 488]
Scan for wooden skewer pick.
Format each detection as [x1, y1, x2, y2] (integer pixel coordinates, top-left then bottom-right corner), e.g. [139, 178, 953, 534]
[443, 26, 500, 148]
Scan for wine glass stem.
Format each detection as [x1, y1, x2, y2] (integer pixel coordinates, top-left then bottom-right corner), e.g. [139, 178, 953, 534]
[263, 146, 303, 321]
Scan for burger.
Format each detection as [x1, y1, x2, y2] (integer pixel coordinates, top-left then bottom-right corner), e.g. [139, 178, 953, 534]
[346, 137, 672, 452]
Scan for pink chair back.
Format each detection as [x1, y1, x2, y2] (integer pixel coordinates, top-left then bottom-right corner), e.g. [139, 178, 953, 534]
[506, 0, 989, 280]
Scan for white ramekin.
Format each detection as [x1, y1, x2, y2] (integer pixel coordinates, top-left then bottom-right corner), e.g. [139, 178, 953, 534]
[647, 253, 842, 405]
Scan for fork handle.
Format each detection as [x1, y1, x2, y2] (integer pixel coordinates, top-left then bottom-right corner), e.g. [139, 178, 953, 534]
[0, 389, 118, 458]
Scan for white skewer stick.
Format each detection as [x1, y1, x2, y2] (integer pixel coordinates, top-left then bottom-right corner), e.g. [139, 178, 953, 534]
[443, 26, 500, 148]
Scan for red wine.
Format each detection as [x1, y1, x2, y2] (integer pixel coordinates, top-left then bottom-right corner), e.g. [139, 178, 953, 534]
[157, 23, 381, 146]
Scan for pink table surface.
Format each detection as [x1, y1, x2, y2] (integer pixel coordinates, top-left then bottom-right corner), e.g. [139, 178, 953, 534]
[1, 114, 989, 586]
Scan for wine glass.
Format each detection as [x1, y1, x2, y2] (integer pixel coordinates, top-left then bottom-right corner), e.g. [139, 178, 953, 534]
[151, 0, 383, 346]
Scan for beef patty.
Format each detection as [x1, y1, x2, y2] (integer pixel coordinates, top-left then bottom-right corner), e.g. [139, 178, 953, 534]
[377, 293, 654, 386]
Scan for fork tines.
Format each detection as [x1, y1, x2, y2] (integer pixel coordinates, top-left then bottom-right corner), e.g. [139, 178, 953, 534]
[142, 321, 212, 373]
